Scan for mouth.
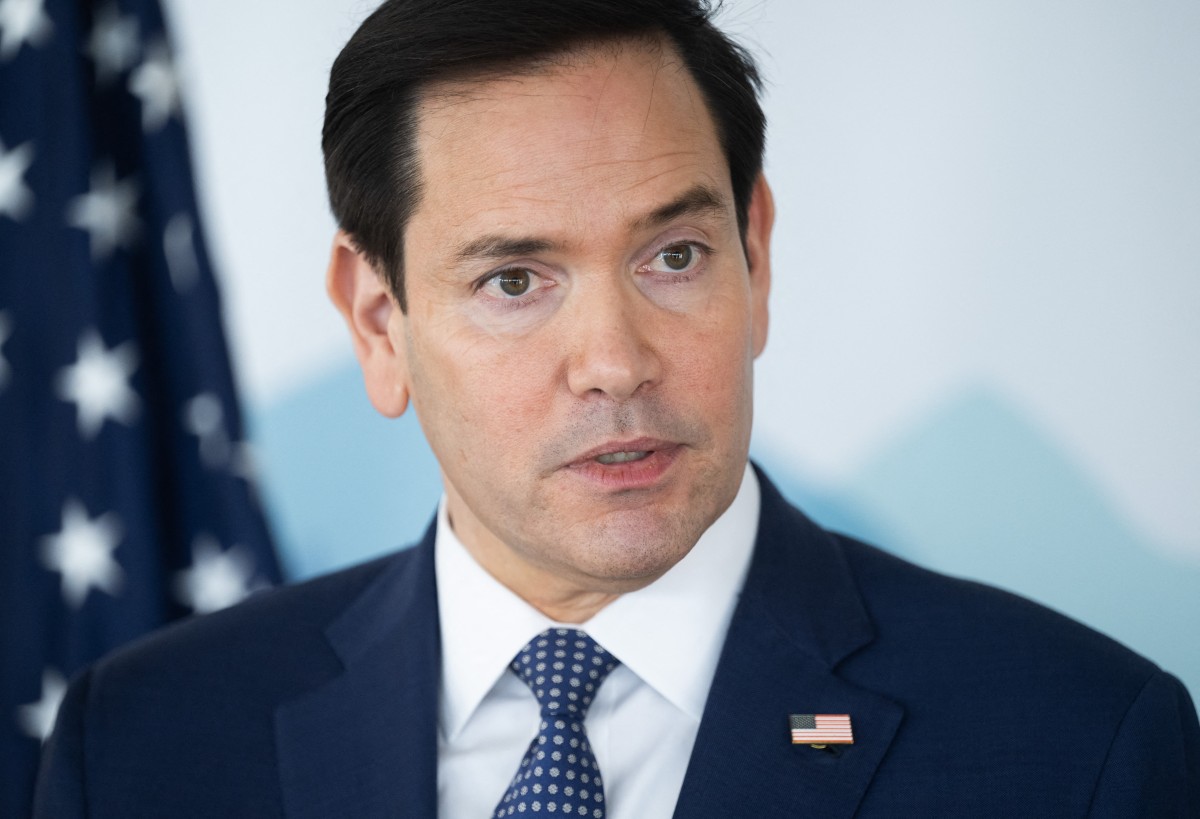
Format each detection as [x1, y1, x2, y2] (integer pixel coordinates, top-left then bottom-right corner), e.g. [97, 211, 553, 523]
[561, 438, 682, 490]
[572, 438, 677, 467]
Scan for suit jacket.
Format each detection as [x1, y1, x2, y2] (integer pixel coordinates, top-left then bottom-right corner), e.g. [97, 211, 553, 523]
[35, 468, 1200, 817]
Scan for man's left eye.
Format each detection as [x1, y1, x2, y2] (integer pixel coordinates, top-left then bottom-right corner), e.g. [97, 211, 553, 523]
[652, 244, 700, 273]
[497, 269, 533, 296]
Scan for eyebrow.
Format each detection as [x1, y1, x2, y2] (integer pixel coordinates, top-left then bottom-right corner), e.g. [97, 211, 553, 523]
[632, 184, 730, 232]
[453, 235, 555, 264]
[451, 184, 731, 265]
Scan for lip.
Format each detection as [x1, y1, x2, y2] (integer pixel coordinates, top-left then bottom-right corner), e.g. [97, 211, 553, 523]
[564, 438, 682, 491]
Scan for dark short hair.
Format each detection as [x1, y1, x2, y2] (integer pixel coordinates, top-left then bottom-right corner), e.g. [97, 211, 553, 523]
[323, 0, 766, 311]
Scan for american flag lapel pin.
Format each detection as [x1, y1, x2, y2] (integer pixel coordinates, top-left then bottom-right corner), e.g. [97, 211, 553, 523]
[789, 713, 854, 748]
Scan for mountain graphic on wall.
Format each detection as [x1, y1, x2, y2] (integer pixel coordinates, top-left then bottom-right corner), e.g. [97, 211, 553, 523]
[759, 386, 1200, 699]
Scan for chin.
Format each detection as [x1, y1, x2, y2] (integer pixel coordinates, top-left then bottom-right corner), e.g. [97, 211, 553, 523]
[558, 504, 713, 586]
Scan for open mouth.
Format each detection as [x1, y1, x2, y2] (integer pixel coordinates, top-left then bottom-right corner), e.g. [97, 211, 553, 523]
[594, 451, 651, 465]
[565, 440, 680, 489]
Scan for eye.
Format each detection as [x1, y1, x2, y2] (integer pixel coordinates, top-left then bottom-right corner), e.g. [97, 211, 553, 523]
[480, 267, 554, 301]
[646, 242, 706, 276]
[496, 269, 533, 296]
[659, 244, 695, 271]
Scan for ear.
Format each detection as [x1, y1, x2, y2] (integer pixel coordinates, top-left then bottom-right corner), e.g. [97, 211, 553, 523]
[325, 230, 411, 417]
[744, 174, 774, 357]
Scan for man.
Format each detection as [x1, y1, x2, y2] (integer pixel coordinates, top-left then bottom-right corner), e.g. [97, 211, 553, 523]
[36, 0, 1199, 816]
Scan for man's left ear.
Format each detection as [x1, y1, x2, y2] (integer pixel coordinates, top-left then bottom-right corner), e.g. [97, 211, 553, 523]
[744, 174, 774, 357]
[325, 230, 412, 418]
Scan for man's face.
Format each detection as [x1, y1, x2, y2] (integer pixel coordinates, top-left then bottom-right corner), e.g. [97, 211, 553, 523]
[356, 40, 771, 610]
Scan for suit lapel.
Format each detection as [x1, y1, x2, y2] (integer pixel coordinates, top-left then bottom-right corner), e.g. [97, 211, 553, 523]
[673, 470, 903, 818]
[275, 524, 440, 819]
[269, 469, 900, 817]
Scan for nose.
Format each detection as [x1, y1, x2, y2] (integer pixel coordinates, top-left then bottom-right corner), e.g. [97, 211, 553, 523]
[564, 278, 661, 401]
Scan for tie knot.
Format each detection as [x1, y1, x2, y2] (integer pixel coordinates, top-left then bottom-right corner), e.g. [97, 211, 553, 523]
[511, 628, 619, 718]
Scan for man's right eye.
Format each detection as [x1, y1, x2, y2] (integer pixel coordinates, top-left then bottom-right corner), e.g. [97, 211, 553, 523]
[481, 267, 555, 303]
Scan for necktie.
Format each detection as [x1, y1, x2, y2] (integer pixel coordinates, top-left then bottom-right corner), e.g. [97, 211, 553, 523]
[493, 628, 620, 818]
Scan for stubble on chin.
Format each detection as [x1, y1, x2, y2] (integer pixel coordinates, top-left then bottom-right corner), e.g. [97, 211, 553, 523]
[452, 387, 748, 595]
[521, 454, 740, 590]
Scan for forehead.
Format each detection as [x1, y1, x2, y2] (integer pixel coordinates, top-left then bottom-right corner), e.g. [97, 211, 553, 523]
[406, 39, 729, 249]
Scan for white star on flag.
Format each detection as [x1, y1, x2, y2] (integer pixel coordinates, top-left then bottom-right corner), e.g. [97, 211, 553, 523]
[0, 310, 11, 390]
[183, 392, 231, 467]
[128, 39, 179, 132]
[174, 535, 258, 614]
[55, 329, 140, 438]
[164, 212, 199, 292]
[16, 669, 67, 742]
[66, 163, 140, 259]
[231, 440, 261, 484]
[86, 2, 139, 84]
[0, 0, 53, 62]
[40, 498, 125, 608]
[0, 137, 34, 221]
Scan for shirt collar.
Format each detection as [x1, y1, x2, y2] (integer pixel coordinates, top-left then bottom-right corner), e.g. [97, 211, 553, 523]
[436, 463, 760, 740]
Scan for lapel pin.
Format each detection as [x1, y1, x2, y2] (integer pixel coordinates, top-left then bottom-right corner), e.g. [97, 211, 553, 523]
[789, 713, 854, 748]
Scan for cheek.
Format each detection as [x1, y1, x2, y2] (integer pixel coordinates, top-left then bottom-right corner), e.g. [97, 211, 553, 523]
[680, 349, 753, 428]
[412, 329, 557, 452]
[669, 295, 755, 404]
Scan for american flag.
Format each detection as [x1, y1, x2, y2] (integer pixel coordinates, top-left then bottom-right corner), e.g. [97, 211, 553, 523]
[790, 713, 854, 745]
[0, 0, 282, 813]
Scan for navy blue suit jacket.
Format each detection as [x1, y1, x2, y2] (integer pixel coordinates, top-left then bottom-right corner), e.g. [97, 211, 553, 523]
[35, 470, 1200, 816]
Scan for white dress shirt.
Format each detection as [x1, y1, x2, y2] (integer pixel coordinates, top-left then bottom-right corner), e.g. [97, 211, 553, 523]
[436, 464, 760, 819]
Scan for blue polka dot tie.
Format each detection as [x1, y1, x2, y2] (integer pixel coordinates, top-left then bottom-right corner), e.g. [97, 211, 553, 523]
[493, 628, 621, 818]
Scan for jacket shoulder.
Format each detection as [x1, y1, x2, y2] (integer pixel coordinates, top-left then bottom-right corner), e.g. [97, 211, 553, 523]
[826, 534, 1199, 813]
[96, 548, 410, 690]
[36, 546, 428, 817]
[835, 531, 1161, 688]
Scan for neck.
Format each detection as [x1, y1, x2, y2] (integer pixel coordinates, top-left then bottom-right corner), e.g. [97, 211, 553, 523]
[521, 586, 621, 624]
[444, 504, 651, 624]
[457, 528, 627, 623]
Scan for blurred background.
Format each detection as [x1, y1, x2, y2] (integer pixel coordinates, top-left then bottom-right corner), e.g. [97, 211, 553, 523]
[3, 0, 1198, 812]
[168, 0, 1198, 690]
